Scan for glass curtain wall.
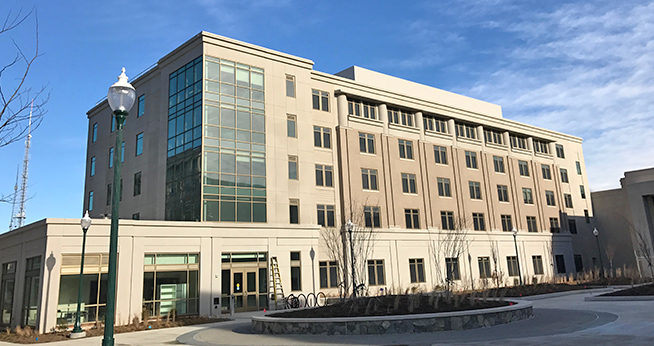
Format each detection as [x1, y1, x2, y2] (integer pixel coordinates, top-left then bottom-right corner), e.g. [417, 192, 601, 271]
[56, 254, 109, 325]
[142, 254, 199, 318]
[0, 262, 16, 326]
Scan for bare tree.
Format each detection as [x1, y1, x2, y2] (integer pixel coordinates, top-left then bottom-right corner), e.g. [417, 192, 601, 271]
[428, 215, 469, 292]
[486, 233, 504, 288]
[605, 243, 616, 277]
[615, 213, 654, 280]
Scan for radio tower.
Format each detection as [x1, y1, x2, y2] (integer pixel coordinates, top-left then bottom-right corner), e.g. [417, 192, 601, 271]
[9, 101, 33, 231]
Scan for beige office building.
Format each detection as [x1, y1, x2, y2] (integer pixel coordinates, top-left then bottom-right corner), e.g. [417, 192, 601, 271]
[0, 32, 593, 332]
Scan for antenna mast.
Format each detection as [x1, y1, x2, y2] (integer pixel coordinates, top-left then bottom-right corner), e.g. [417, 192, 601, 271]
[8, 167, 20, 231]
[10, 101, 33, 230]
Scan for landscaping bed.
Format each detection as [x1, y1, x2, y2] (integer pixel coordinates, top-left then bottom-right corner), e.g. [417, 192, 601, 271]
[600, 283, 654, 296]
[480, 278, 644, 298]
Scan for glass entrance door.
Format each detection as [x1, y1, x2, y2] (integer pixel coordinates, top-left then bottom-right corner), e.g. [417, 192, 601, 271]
[233, 271, 258, 312]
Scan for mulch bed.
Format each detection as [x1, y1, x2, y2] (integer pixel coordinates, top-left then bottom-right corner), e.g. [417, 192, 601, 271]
[600, 283, 654, 296]
[270, 294, 509, 318]
[483, 283, 599, 297]
[0, 316, 229, 344]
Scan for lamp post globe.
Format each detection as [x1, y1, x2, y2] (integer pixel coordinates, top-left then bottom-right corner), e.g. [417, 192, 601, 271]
[511, 228, 523, 285]
[71, 211, 92, 338]
[345, 220, 356, 297]
[103, 68, 135, 346]
[593, 228, 605, 278]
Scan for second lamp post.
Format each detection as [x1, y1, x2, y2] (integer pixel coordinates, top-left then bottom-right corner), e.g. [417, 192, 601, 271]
[512, 228, 523, 285]
[593, 228, 605, 278]
[346, 220, 356, 297]
[70, 211, 92, 339]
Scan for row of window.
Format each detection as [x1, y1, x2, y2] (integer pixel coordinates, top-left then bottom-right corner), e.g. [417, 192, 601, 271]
[87, 171, 142, 211]
[89, 133, 144, 176]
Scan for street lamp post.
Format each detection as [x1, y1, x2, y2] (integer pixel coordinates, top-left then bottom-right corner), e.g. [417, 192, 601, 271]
[103, 68, 136, 346]
[593, 228, 605, 278]
[346, 220, 356, 298]
[512, 228, 523, 285]
[70, 211, 92, 339]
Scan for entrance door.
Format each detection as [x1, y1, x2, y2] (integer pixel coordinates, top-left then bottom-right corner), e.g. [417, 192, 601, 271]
[233, 271, 258, 312]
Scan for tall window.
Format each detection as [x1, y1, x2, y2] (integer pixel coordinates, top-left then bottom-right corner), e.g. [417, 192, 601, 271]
[478, 257, 491, 279]
[364, 206, 381, 228]
[88, 191, 94, 211]
[580, 185, 586, 199]
[564, 194, 573, 208]
[518, 160, 529, 176]
[434, 145, 447, 164]
[317, 205, 335, 227]
[510, 135, 527, 149]
[109, 147, 114, 168]
[137, 94, 145, 117]
[446, 258, 460, 280]
[507, 256, 519, 277]
[286, 75, 295, 97]
[348, 100, 377, 119]
[361, 168, 378, 190]
[455, 123, 477, 140]
[523, 188, 533, 204]
[315, 164, 333, 187]
[314, 126, 331, 148]
[533, 140, 549, 154]
[359, 133, 375, 154]
[560, 168, 569, 183]
[367, 260, 385, 285]
[111, 116, 115, 133]
[319, 261, 338, 288]
[555, 144, 565, 158]
[134, 172, 142, 196]
[542, 164, 551, 180]
[545, 190, 556, 206]
[402, 173, 417, 194]
[121, 141, 125, 163]
[532, 255, 544, 275]
[290, 252, 301, 291]
[501, 214, 512, 232]
[405, 209, 420, 229]
[584, 209, 590, 223]
[409, 259, 425, 283]
[22, 256, 41, 326]
[398, 139, 413, 159]
[469, 181, 482, 200]
[527, 216, 538, 232]
[569, 219, 577, 234]
[388, 108, 414, 127]
[465, 151, 477, 169]
[90, 157, 96, 176]
[549, 217, 560, 233]
[106, 183, 112, 205]
[437, 177, 451, 197]
[555, 254, 566, 274]
[484, 129, 504, 145]
[288, 156, 298, 180]
[57, 254, 110, 325]
[0, 262, 16, 325]
[136, 132, 144, 156]
[497, 185, 508, 202]
[287, 115, 296, 138]
[493, 156, 505, 173]
[92, 123, 98, 143]
[289, 199, 299, 224]
[312, 89, 329, 111]
[574, 254, 583, 272]
[576, 161, 582, 175]
[441, 211, 455, 230]
[473, 213, 485, 231]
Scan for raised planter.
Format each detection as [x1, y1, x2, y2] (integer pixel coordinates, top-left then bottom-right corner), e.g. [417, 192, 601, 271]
[252, 300, 532, 335]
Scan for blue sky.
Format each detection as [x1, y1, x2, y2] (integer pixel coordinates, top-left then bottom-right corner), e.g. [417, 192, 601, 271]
[1, 0, 654, 231]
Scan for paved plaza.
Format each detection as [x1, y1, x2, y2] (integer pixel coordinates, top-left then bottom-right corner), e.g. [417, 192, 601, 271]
[3, 288, 654, 346]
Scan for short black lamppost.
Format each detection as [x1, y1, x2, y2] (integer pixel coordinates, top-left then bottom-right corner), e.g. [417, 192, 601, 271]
[70, 211, 92, 339]
[593, 228, 605, 278]
[346, 219, 356, 297]
[512, 228, 523, 285]
[103, 68, 136, 346]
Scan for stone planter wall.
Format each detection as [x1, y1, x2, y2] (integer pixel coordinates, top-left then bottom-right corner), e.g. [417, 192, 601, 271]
[251, 300, 532, 335]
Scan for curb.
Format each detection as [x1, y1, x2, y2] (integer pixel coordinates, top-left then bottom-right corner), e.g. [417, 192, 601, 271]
[516, 287, 615, 300]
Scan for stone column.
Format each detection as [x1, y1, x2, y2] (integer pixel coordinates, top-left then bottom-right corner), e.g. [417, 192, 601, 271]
[416, 112, 425, 141]
[378, 103, 389, 135]
[448, 119, 456, 141]
[337, 94, 348, 128]
[477, 125, 485, 148]
[503, 131, 511, 148]
[527, 137, 534, 153]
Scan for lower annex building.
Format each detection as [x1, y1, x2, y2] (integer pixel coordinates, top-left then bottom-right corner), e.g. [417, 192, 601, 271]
[0, 32, 594, 332]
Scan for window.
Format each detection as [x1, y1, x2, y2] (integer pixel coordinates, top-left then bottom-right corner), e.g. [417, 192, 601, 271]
[361, 168, 378, 190]
[88, 191, 94, 211]
[90, 157, 96, 176]
[22, 256, 41, 326]
[288, 156, 298, 180]
[555, 254, 566, 274]
[314, 126, 331, 148]
[434, 145, 447, 164]
[111, 116, 115, 133]
[437, 177, 451, 197]
[286, 75, 295, 97]
[423, 116, 447, 133]
[109, 147, 114, 168]
[106, 183, 112, 205]
[497, 185, 508, 202]
[136, 132, 144, 156]
[469, 181, 482, 200]
[441, 211, 455, 230]
[398, 139, 413, 159]
[465, 151, 477, 169]
[367, 260, 385, 285]
[564, 194, 573, 208]
[134, 172, 142, 196]
[556, 144, 565, 158]
[455, 123, 477, 140]
[317, 205, 335, 227]
[402, 173, 417, 194]
[388, 108, 414, 127]
[507, 256, 519, 277]
[92, 123, 98, 143]
[137, 94, 145, 117]
[510, 135, 527, 150]
[1, 262, 17, 325]
[527, 216, 538, 233]
[550, 217, 560, 233]
[523, 188, 533, 204]
[484, 129, 504, 145]
[532, 255, 544, 275]
[290, 252, 301, 291]
[405, 209, 420, 229]
[493, 156, 505, 173]
[445, 258, 460, 280]
[409, 259, 426, 283]
[580, 185, 586, 199]
[121, 141, 125, 163]
[132, 213, 140, 220]
[473, 213, 485, 231]
[359, 133, 375, 154]
[478, 257, 491, 278]
[576, 161, 582, 175]
[287, 115, 296, 138]
[289, 199, 299, 224]
[501, 215, 512, 232]
[542, 164, 551, 180]
[533, 140, 549, 154]
[364, 206, 381, 228]
[319, 261, 338, 288]
[545, 190, 556, 206]
[569, 219, 577, 234]
[315, 164, 333, 187]
[584, 209, 590, 223]
[119, 178, 123, 201]
[312, 89, 329, 111]
[348, 99, 377, 119]
[574, 254, 583, 272]
[560, 168, 569, 183]
[518, 160, 529, 176]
